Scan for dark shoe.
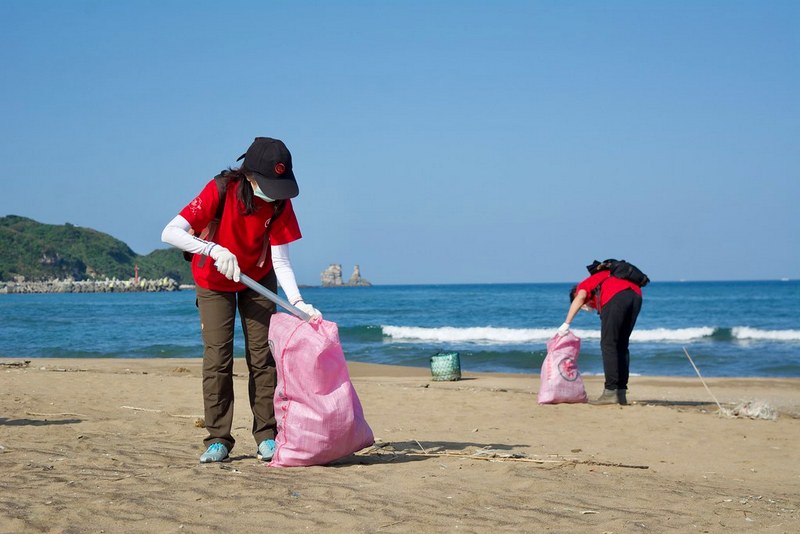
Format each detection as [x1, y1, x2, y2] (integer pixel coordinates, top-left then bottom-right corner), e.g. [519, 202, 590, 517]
[617, 389, 628, 405]
[589, 389, 619, 405]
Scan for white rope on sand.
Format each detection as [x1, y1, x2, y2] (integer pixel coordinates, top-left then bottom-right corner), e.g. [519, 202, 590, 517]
[682, 347, 778, 421]
[682, 347, 724, 411]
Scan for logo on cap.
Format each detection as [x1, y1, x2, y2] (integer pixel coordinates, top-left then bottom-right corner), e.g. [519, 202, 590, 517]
[274, 163, 286, 175]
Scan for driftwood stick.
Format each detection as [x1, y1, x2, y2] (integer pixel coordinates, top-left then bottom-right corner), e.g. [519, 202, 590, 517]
[574, 459, 649, 470]
[403, 451, 649, 469]
[0, 360, 31, 368]
[121, 405, 163, 412]
[120, 406, 201, 418]
[26, 411, 88, 418]
[405, 452, 561, 463]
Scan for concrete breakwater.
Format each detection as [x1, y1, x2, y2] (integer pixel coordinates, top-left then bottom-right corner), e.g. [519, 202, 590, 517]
[0, 277, 180, 294]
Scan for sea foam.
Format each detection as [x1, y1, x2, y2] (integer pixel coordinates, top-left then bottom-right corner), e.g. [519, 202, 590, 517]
[732, 327, 800, 341]
[382, 325, 800, 345]
[381, 325, 719, 344]
[381, 325, 552, 344]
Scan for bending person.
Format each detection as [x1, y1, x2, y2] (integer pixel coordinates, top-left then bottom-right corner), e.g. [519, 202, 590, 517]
[558, 260, 642, 405]
[162, 137, 320, 463]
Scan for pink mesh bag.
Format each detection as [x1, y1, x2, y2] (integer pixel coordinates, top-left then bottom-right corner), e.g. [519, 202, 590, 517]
[268, 313, 374, 467]
[537, 333, 588, 404]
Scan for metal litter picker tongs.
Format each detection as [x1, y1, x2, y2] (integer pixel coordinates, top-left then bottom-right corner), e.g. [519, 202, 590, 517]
[239, 273, 312, 322]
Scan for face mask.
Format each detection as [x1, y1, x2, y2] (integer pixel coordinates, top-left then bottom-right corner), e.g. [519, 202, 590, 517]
[252, 183, 275, 203]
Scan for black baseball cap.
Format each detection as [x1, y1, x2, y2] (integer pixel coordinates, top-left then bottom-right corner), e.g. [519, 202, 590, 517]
[586, 259, 617, 274]
[237, 137, 299, 200]
[586, 260, 602, 274]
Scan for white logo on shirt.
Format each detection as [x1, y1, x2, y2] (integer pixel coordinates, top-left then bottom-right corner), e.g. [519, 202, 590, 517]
[189, 197, 202, 215]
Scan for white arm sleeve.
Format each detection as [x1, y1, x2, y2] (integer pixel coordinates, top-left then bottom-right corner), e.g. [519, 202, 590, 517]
[161, 215, 216, 255]
[271, 244, 302, 305]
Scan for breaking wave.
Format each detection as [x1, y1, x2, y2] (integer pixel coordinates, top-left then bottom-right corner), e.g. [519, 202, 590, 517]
[731, 327, 800, 341]
[380, 325, 800, 344]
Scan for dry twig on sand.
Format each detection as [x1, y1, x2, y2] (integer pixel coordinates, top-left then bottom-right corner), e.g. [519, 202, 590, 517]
[405, 450, 649, 469]
[0, 360, 31, 368]
[120, 405, 201, 419]
[366, 443, 650, 470]
[25, 411, 88, 418]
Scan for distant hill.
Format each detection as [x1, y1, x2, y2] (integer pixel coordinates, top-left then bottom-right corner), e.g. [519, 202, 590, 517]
[0, 215, 192, 284]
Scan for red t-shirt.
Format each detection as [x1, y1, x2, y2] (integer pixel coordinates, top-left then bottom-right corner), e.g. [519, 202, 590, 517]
[577, 271, 642, 311]
[179, 179, 302, 292]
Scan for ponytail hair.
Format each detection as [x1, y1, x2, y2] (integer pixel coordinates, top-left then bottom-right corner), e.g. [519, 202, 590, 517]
[218, 167, 260, 215]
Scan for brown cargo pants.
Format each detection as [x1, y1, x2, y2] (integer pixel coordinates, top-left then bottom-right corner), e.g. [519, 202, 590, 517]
[195, 270, 278, 452]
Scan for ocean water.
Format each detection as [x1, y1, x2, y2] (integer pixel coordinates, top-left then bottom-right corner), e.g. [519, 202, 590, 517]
[1, 281, 798, 377]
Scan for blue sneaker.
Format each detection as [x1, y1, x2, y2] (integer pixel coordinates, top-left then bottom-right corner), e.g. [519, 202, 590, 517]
[200, 443, 229, 463]
[257, 439, 276, 461]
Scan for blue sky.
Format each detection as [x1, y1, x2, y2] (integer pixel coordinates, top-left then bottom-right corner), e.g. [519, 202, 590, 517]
[1, 1, 797, 285]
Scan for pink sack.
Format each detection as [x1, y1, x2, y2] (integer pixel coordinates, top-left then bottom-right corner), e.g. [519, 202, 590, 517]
[537, 333, 588, 404]
[268, 313, 374, 467]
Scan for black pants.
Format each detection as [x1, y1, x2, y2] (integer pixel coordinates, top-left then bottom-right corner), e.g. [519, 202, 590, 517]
[599, 289, 642, 391]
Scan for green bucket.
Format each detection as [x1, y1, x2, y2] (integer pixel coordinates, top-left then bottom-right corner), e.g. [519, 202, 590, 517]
[430, 352, 461, 381]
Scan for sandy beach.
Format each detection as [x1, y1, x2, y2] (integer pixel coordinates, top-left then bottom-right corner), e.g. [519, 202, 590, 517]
[1, 357, 798, 533]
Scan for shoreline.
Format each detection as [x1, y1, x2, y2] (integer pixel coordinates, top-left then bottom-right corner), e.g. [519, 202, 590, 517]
[2, 357, 798, 531]
[5, 356, 800, 411]
[3, 355, 799, 381]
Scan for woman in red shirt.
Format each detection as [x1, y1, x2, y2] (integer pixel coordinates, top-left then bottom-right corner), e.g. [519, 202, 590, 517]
[162, 137, 321, 463]
[558, 260, 643, 405]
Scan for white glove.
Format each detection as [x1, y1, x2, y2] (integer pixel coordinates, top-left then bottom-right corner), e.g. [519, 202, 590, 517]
[209, 245, 240, 282]
[294, 301, 322, 320]
[557, 322, 570, 337]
